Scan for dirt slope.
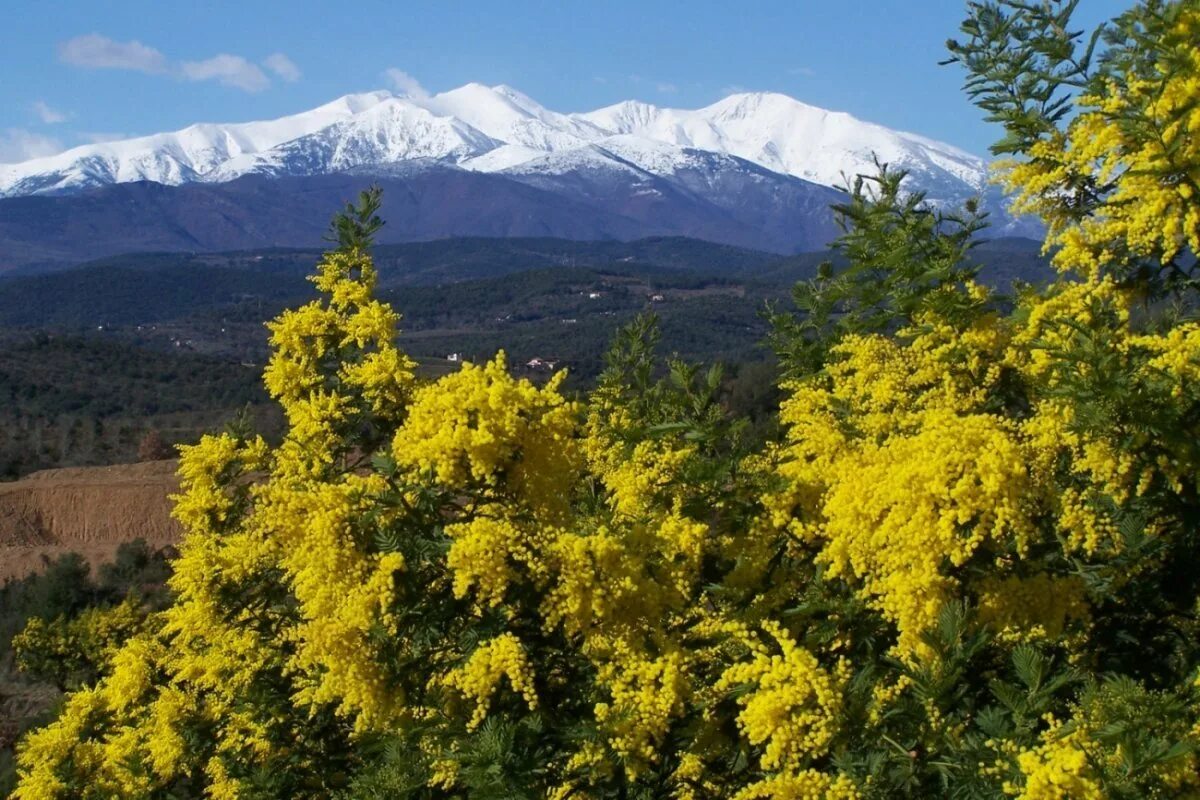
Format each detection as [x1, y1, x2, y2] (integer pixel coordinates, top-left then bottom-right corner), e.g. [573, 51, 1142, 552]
[0, 460, 180, 582]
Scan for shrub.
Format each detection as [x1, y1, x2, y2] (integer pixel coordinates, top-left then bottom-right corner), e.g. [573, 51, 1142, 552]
[12, 2, 1200, 797]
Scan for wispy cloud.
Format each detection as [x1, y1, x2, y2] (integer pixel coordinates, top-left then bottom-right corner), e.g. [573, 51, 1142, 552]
[59, 33, 291, 93]
[0, 129, 63, 163]
[719, 84, 748, 96]
[263, 53, 301, 82]
[788, 66, 817, 77]
[655, 82, 678, 94]
[181, 54, 270, 92]
[383, 68, 428, 99]
[32, 100, 68, 124]
[58, 34, 168, 74]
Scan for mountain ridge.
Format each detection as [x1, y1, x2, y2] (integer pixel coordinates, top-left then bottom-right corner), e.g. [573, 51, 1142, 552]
[0, 84, 991, 206]
[0, 170, 847, 271]
[0, 84, 1041, 269]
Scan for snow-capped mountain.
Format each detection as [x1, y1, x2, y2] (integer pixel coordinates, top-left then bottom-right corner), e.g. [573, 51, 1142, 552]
[576, 93, 987, 196]
[0, 83, 991, 210]
[0, 92, 396, 197]
[0, 84, 1042, 270]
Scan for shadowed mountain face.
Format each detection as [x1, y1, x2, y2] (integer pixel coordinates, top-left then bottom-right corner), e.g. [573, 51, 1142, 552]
[0, 167, 846, 272]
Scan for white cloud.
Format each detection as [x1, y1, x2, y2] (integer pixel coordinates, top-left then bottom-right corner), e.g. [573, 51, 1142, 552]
[0, 129, 64, 163]
[655, 82, 678, 94]
[789, 66, 816, 77]
[32, 100, 68, 124]
[263, 52, 301, 82]
[719, 84, 748, 96]
[383, 68, 428, 98]
[181, 54, 271, 92]
[59, 34, 285, 93]
[58, 33, 168, 73]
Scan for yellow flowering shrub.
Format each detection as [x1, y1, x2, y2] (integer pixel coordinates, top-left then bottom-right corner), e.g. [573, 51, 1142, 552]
[392, 353, 578, 510]
[13, 6, 1200, 796]
[811, 404, 1035, 658]
[996, 5, 1200, 281]
[445, 512, 536, 607]
[13, 597, 148, 690]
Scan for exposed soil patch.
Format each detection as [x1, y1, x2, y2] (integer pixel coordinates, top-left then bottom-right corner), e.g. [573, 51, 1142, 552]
[0, 460, 180, 582]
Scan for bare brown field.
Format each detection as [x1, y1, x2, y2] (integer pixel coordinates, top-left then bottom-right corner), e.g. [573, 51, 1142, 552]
[0, 460, 180, 583]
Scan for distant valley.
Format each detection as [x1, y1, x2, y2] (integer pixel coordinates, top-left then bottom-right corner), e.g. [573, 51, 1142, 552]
[0, 235, 1051, 478]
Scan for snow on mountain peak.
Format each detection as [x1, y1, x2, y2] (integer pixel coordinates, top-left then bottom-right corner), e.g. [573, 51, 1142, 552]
[490, 84, 546, 113]
[574, 99, 664, 134]
[704, 90, 823, 118]
[0, 90, 400, 194]
[0, 83, 993, 207]
[312, 90, 396, 116]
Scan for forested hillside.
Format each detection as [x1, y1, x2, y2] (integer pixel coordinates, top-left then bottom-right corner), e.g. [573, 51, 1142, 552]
[0, 236, 1049, 479]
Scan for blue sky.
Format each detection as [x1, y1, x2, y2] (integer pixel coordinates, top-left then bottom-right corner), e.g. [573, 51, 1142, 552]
[1, 0, 1129, 163]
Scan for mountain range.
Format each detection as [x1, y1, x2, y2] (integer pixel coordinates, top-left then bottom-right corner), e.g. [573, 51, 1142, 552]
[0, 85, 1036, 271]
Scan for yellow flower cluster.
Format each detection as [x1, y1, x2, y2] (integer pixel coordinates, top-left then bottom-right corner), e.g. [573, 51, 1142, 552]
[1009, 704, 1200, 800]
[1008, 728, 1104, 800]
[1009, 278, 1131, 384]
[729, 771, 860, 800]
[592, 438, 697, 519]
[441, 633, 539, 730]
[264, 246, 415, 476]
[770, 316, 1043, 657]
[446, 511, 535, 606]
[766, 264, 1200, 665]
[267, 248, 415, 418]
[1134, 322, 1200, 394]
[715, 621, 849, 772]
[262, 475, 408, 729]
[593, 644, 692, 772]
[14, 686, 110, 800]
[13, 597, 147, 683]
[393, 353, 578, 506]
[818, 409, 1034, 657]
